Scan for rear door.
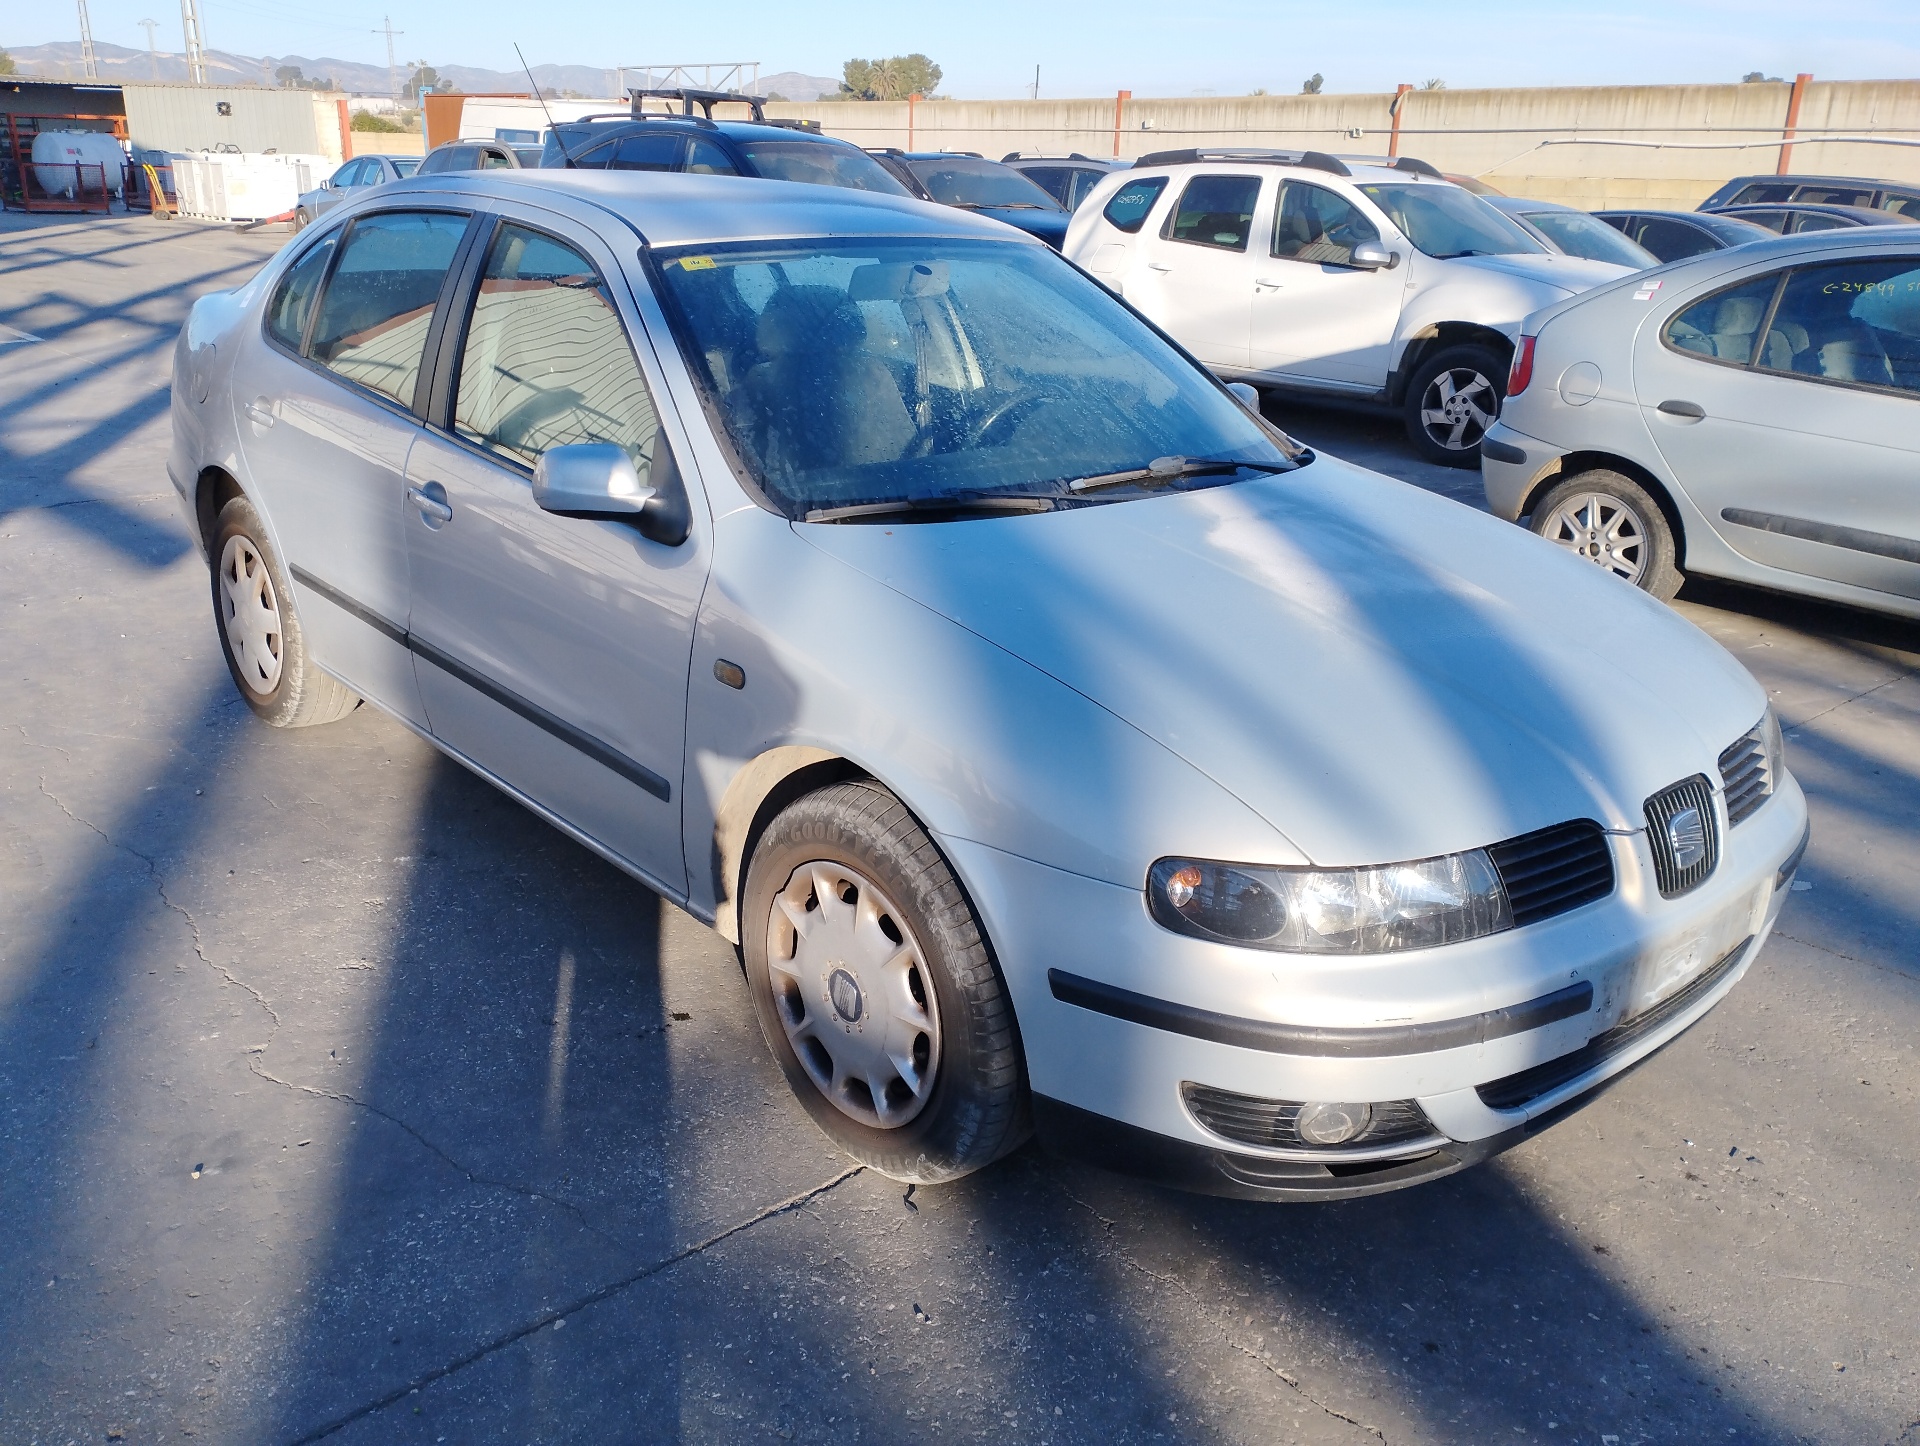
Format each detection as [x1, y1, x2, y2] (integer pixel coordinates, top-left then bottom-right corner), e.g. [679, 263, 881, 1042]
[1130, 172, 1264, 370]
[1249, 179, 1405, 386]
[1636, 253, 1920, 598]
[233, 208, 475, 723]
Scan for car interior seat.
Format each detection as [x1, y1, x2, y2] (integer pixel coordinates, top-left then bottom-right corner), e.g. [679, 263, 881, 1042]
[743, 285, 916, 478]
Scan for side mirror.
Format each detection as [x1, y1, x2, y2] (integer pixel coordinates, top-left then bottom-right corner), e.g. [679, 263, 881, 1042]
[1349, 241, 1399, 271]
[532, 440, 690, 546]
[1226, 381, 1261, 412]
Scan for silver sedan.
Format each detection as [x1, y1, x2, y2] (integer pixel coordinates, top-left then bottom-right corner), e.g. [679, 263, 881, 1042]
[294, 153, 419, 229]
[171, 171, 1806, 1199]
[1483, 228, 1920, 615]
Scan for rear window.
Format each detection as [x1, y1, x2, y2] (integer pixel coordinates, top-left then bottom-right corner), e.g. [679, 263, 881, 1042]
[1101, 177, 1166, 233]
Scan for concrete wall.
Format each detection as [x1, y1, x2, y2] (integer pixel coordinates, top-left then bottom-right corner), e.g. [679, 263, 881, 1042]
[120, 83, 342, 163]
[768, 79, 1920, 211]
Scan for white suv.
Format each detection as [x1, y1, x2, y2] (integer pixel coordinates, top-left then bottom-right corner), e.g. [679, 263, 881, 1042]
[1065, 149, 1636, 465]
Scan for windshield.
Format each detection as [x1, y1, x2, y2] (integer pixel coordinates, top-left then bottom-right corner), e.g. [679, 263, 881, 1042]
[1519, 210, 1655, 268]
[392, 159, 420, 178]
[652, 237, 1295, 520]
[1358, 182, 1545, 258]
[734, 140, 911, 195]
[906, 157, 1063, 210]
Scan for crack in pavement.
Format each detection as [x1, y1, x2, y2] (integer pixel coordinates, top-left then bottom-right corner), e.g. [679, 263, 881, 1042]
[1785, 668, 1919, 734]
[1773, 929, 1920, 984]
[288, 1164, 868, 1445]
[1053, 1182, 1386, 1441]
[33, 774, 628, 1250]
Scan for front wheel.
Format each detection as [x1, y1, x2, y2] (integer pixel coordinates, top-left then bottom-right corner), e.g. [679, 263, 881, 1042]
[742, 781, 1029, 1183]
[292, 207, 311, 231]
[1529, 469, 1682, 599]
[1405, 343, 1506, 468]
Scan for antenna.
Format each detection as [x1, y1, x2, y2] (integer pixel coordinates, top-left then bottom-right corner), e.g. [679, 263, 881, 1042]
[515, 43, 577, 168]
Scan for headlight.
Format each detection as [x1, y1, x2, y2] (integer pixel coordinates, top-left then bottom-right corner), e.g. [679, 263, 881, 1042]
[1148, 850, 1514, 955]
[1761, 705, 1786, 784]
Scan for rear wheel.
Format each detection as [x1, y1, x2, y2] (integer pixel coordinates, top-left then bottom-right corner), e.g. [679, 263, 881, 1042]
[1529, 469, 1682, 599]
[211, 495, 360, 727]
[292, 207, 311, 231]
[1405, 343, 1506, 468]
[742, 781, 1028, 1183]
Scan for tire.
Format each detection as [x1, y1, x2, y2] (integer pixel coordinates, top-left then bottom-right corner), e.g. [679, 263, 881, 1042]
[741, 780, 1029, 1183]
[293, 207, 311, 231]
[1529, 469, 1683, 600]
[1404, 342, 1507, 468]
[210, 495, 360, 727]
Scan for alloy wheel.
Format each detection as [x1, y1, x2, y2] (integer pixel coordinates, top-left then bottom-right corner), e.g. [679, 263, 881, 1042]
[1538, 491, 1648, 586]
[765, 859, 943, 1129]
[218, 533, 285, 693]
[1419, 366, 1498, 452]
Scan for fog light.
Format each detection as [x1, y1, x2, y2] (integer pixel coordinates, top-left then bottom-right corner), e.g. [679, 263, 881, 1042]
[1295, 1101, 1372, 1145]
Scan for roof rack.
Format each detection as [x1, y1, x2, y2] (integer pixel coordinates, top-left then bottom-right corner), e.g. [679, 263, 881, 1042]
[1001, 151, 1099, 162]
[1130, 147, 1444, 180]
[628, 86, 767, 122]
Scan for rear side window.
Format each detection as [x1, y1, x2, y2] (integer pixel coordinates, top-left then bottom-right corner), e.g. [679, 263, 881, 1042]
[307, 211, 469, 406]
[1664, 274, 1781, 365]
[1634, 217, 1717, 262]
[266, 233, 338, 353]
[1271, 181, 1378, 265]
[1794, 186, 1871, 207]
[686, 137, 738, 175]
[453, 224, 664, 472]
[1756, 259, 1920, 395]
[1737, 210, 1789, 234]
[1790, 213, 1849, 234]
[1101, 177, 1166, 233]
[609, 133, 686, 171]
[1887, 194, 1920, 221]
[1165, 175, 1260, 251]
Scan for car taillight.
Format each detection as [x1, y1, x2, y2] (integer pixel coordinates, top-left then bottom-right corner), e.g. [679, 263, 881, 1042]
[1508, 335, 1537, 397]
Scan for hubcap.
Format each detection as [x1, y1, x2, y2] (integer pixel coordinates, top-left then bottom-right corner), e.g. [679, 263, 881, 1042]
[765, 860, 941, 1130]
[1540, 492, 1648, 586]
[219, 533, 284, 694]
[1419, 367, 1497, 451]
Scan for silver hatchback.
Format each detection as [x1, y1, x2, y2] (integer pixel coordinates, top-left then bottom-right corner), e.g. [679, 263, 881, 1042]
[1483, 228, 1920, 614]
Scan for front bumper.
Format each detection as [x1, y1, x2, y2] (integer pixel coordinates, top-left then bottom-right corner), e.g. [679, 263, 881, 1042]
[945, 776, 1808, 1200]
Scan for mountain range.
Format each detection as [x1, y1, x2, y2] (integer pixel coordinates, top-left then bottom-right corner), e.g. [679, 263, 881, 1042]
[4, 41, 839, 101]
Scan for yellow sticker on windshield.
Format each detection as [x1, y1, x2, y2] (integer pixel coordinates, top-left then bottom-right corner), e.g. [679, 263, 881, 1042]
[677, 256, 717, 271]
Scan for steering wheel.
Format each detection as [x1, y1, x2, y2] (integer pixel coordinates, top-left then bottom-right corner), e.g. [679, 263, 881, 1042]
[964, 383, 1074, 449]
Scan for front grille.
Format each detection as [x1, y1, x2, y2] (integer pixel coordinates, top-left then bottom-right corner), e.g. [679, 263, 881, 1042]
[1644, 774, 1719, 898]
[1181, 1083, 1432, 1151]
[1718, 722, 1772, 825]
[1476, 934, 1751, 1111]
[1487, 820, 1614, 927]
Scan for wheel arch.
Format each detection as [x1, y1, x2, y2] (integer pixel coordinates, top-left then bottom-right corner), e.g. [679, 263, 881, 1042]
[194, 465, 247, 558]
[1525, 450, 1689, 570]
[710, 746, 871, 944]
[1388, 323, 1514, 406]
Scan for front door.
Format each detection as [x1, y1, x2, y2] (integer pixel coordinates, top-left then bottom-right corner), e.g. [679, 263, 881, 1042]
[1130, 172, 1263, 370]
[1637, 254, 1920, 598]
[403, 215, 705, 891]
[233, 208, 473, 724]
[1249, 179, 1406, 387]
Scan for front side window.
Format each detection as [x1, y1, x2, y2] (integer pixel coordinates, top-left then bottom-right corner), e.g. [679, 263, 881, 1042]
[1794, 186, 1871, 207]
[1738, 210, 1790, 234]
[1886, 194, 1920, 221]
[1636, 217, 1718, 262]
[1790, 212, 1849, 234]
[1270, 181, 1379, 266]
[1356, 182, 1542, 259]
[1019, 167, 1071, 205]
[307, 211, 468, 406]
[1165, 175, 1261, 251]
[453, 224, 664, 472]
[328, 160, 360, 188]
[609, 133, 686, 171]
[266, 232, 338, 352]
[1664, 274, 1781, 365]
[653, 236, 1294, 520]
[733, 139, 910, 195]
[1101, 177, 1166, 233]
[1756, 259, 1920, 394]
[392, 159, 420, 178]
[1730, 182, 1794, 206]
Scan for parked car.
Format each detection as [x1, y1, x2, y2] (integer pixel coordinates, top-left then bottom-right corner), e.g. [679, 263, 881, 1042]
[1482, 228, 1920, 618]
[1702, 202, 1918, 236]
[294, 154, 419, 228]
[1699, 172, 1920, 221]
[170, 168, 1806, 1200]
[1065, 149, 1635, 465]
[417, 139, 537, 174]
[542, 92, 910, 198]
[1595, 209, 1774, 263]
[1485, 196, 1658, 269]
[1444, 174, 1504, 197]
[866, 150, 1072, 248]
[1001, 152, 1130, 210]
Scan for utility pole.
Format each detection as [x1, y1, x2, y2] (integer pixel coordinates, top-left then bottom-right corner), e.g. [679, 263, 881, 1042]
[138, 18, 161, 79]
[77, 0, 99, 79]
[178, 0, 207, 83]
[374, 16, 403, 100]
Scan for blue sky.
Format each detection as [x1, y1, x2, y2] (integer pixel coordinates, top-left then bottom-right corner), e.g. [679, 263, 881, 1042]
[14, 0, 1919, 98]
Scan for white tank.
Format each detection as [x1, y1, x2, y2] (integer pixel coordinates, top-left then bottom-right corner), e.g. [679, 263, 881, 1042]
[31, 130, 128, 198]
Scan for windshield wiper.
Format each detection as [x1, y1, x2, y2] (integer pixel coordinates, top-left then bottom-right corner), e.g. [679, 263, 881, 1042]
[1066, 455, 1290, 495]
[804, 493, 1059, 524]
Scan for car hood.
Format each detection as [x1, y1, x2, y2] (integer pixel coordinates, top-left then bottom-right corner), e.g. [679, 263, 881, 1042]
[795, 458, 1762, 867]
[976, 207, 1070, 248]
[1449, 251, 1633, 294]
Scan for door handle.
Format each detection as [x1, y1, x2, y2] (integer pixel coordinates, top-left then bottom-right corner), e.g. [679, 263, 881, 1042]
[1656, 399, 1706, 420]
[1254, 277, 1283, 290]
[406, 483, 453, 525]
[244, 398, 275, 428]
[1147, 262, 1172, 272]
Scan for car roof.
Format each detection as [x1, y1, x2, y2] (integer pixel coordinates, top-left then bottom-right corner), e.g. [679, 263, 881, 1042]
[1719, 171, 1919, 192]
[373, 169, 1030, 248]
[1711, 202, 1916, 224]
[1121, 150, 1441, 186]
[1661, 223, 1920, 274]
[1488, 195, 1580, 214]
